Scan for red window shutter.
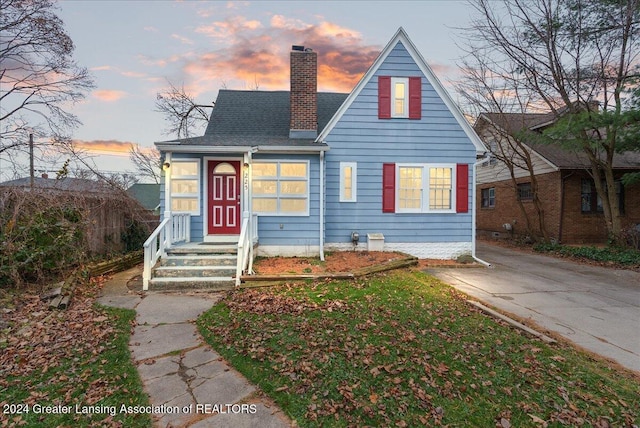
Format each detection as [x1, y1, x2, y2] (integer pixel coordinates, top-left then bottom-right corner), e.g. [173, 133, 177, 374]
[456, 163, 469, 213]
[408, 77, 421, 119]
[382, 163, 395, 213]
[378, 76, 391, 119]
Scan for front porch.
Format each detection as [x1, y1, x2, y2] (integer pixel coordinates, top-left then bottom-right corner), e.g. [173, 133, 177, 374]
[142, 213, 257, 290]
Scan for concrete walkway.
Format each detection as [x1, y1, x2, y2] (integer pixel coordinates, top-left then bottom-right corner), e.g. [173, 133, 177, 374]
[97, 267, 292, 428]
[428, 242, 640, 374]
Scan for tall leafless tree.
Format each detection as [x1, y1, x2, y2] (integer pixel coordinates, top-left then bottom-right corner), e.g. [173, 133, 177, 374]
[0, 0, 94, 162]
[458, 0, 640, 243]
[155, 81, 212, 139]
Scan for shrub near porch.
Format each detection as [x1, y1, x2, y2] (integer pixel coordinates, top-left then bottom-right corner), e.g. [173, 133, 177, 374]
[198, 271, 639, 427]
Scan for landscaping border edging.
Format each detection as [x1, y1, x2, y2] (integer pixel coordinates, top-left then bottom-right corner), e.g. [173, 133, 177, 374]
[240, 256, 418, 284]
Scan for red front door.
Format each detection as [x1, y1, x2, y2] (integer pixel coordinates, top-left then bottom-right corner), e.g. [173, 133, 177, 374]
[208, 160, 241, 235]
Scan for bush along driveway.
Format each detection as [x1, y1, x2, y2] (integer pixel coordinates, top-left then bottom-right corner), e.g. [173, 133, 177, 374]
[198, 271, 639, 427]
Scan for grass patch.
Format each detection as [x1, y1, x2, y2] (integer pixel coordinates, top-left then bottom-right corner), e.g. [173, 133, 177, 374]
[198, 271, 639, 427]
[0, 305, 151, 427]
[533, 242, 640, 267]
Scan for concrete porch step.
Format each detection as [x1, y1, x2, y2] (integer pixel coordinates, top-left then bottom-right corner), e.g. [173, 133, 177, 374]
[166, 244, 237, 255]
[153, 265, 236, 278]
[148, 276, 235, 291]
[161, 254, 237, 267]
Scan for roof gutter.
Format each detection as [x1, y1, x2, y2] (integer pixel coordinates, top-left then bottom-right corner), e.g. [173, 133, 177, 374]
[256, 145, 329, 153]
[155, 144, 254, 153]
[154, 144, 329, 154]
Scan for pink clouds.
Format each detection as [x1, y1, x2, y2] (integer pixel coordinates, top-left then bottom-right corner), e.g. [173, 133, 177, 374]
[184, 15, 381, 93]
[71, 139, 135, 156]
[93, 89, 127, 102]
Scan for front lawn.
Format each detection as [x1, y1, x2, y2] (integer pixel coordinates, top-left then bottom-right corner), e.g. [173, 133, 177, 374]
[0, 279, 151, 427]
[198, 271, 639, 427]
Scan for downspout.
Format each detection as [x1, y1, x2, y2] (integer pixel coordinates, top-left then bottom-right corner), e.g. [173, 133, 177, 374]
[473, 155, 492, 267]
[558, 170, 573, 244]
[319, 150, 325, 261]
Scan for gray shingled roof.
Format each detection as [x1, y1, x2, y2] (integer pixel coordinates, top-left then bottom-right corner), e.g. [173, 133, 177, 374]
[126, 183, 161, 211]
[480, 112, 556, 134]
[160, 90, 348, 147]
[477, 112, 640, 170]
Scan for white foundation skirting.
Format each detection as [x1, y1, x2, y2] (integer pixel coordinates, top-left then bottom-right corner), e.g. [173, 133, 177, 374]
[324, 241, 473, 259]
[256, 245, 320, 257]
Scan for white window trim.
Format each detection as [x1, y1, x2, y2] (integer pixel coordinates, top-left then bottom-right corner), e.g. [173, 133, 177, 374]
[339, 161, 357, 202]
[391, 77, 409, 118]
[396, 163, 456, 214]
[169, 159, 201, 215]
[252, 160, 310, 216]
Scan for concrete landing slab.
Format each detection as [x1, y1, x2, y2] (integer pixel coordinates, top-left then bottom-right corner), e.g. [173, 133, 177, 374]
[135, 293, 219, 325]
[130, 323, 201, 361]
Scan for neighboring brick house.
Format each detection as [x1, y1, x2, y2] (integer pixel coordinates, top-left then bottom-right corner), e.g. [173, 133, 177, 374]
[475, 112, 640, 244]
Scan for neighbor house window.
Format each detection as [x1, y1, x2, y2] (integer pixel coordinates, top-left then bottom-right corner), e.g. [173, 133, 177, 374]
[252, 161, 309, 215]
[517, 182, 533, 201]
[481, 187, 495, 208]
[339, 162, 357, 202]
[396, 164, 455, 213]
[170, 160, 200, 215]
[581, 179, 624, 214]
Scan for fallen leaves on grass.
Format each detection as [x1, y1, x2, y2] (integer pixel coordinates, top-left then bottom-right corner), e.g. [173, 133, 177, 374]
[199, 272, 640, 427]
[1, 277, 113, 381]
[0, 276, 142, 427]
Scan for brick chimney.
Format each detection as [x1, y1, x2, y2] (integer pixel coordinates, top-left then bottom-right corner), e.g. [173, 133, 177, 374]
[289, 45, 317, 139]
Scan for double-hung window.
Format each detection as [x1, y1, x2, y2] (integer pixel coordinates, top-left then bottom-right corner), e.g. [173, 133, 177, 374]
[396, 164, 456, 213]
[581, 178, 624, 214]
[391, 77, 408, 118]
[252, 161, 309, 216]
[481, 187, 495, 208]
[170, 160, 200, 214]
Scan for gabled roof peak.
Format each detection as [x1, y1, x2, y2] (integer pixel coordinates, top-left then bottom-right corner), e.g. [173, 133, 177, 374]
[316, 27, 486, 155]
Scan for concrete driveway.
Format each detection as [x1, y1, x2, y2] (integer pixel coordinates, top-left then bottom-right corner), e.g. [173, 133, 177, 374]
[428, 242, 640, 373]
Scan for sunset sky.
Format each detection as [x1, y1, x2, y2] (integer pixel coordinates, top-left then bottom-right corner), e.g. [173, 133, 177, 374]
[7, 0, 479, 181]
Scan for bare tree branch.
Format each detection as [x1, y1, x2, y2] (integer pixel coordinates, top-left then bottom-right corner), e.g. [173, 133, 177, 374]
[458, 0, 640, 242]
[1, 0, 95, 162]
[129, 145, 161, 184]
[155, 80, 212, 138]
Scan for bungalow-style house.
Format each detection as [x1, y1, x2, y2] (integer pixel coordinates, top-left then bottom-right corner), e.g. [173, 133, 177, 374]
[144, 28, 486, 289]
[475, 112, 640, 244]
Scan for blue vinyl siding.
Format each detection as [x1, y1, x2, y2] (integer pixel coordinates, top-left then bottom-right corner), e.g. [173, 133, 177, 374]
[324, 41, 476, 245]
[253, 153, 321, 247]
